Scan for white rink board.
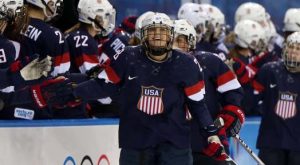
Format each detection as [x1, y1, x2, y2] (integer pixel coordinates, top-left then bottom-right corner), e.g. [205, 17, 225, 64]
[0, 119, 120, 165]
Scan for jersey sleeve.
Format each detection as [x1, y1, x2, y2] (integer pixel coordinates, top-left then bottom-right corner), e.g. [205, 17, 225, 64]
[206, 53, 241, 93]
[73, 47, 129, 101]
[49, 29, 70, 76]
[182, 56, 214, 128]
[206, 54, 244, 108]
[98, 33, 129, 65]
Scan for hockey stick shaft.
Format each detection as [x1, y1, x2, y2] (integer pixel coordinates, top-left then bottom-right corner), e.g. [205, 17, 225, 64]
[234, 134, 265, 165]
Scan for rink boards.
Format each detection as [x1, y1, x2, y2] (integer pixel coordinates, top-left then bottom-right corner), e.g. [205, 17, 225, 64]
[0, 117, 260, 165]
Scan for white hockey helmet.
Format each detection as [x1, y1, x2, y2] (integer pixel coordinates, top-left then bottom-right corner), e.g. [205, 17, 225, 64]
[283, 31, 300, 72]
[26, 0, 62, 20]
[234, 19, 266, 52]
[235, 2, 267, 26]
[199, 4, 225, 40]
[134, 11, 155, 40]
[178, 3, 211, 41]
[173, 19, 197, 50]
[283, 8, 300, 32]
[78, 0, 116, 36]
[141, 12, 174, 56]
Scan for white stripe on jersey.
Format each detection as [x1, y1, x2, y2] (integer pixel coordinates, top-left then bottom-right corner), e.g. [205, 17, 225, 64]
[217, 78, 241, 93]
[187, 88, 205, 102]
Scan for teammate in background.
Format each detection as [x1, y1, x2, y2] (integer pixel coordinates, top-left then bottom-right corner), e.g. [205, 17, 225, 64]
[34, 13, 227, 165]
[253, 32, 300, 165]
[283, 8, 300, 39]
[65, 0, 117, 118]
[234, 2, 282, 59]
[173, 19, 244, 165]
[229, 19, 270, 116]
[178, 3, 230, 64]
[0, 0, 25, 69]
[20, 0, 70, 77]
[66, 0, 115, 74]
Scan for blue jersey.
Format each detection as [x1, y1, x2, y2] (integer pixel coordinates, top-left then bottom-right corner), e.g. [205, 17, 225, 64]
[73, 46, 214, 149]
[20, 18, 70, 76]
[190, 51, 243, 152]
[254, 61, 300, 151]
[196, 41, 230, 62]
[66, 28, 99, 73]
[98, 30, 130, 64]
[0, 35, 20, 69]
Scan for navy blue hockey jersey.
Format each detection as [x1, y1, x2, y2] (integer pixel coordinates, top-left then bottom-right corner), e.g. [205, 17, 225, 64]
[66, 28, 100, 73]
[20, 18, 70, 76]
[97, 30, 130, 64]
[254, 61, 300, 151]
[196, 41, 230, 62]
[73, 46, 214, 149]
[190, 51, 243, 152]
[0, 35, 20, 69]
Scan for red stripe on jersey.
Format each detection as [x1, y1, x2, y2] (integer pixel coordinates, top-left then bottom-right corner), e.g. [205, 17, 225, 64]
[103, 64, 121, 84]
[217, 71, 236, 86]
[75, 54, 99, 67]
[53, 56, 61, 67]
[60, 52, 70, 63]
[53, 52, 70, 66]
[184, 80, 205, 96]
[252, 80, 265, 92]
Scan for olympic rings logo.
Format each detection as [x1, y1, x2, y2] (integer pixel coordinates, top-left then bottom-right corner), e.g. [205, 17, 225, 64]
[63, 155, 110, 165]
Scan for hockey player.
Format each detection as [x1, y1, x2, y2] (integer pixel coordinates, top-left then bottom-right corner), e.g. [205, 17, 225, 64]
[230, 19, 276, 115]
[65, 0, 117, 118]
[66, 0, 115, 73]
[20, 0, 70, 77]
[283, 8, 300, 39]
[253, 31, 300, 165]
[0, 0, 25, 69]
[178, 3, 230, 64]
[33, 13, 227, 165]
[173, 19, 243, 165]
[234, 2, 282, 59]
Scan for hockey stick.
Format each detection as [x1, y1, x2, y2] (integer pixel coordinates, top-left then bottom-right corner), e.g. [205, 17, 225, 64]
[233, 134, 265, 165]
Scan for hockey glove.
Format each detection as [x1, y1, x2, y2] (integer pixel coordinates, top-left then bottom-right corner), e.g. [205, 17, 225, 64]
[202, 125, 227, 161]
[16, 55, 52, 81]
[85, 64, 103, 79]
[218, 105, 245, 137]
[31, 77, 80, 109]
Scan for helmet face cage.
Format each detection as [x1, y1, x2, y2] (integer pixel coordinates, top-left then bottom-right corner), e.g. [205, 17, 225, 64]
[283, 36, 300, 72]
[141, 24, 174, 56]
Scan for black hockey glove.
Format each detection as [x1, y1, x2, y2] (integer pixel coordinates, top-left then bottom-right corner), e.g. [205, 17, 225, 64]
[86, 64, 103, 79]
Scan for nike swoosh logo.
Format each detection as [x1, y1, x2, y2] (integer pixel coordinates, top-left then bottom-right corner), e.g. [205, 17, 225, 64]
[270, 84, 276, 88]
[128, 76, 138, 80]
